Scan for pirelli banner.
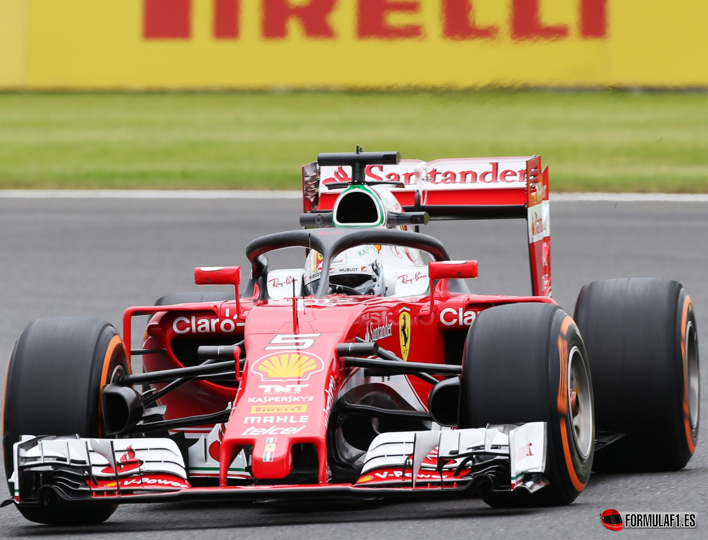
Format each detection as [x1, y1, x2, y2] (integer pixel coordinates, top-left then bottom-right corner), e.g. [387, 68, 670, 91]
[1, 0, 707, 89]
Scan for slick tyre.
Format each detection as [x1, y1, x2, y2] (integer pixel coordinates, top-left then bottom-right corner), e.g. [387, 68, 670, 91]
[460, 303, 594, 507]
[574, 279, 699, 472]
[3, 318, 129, 525]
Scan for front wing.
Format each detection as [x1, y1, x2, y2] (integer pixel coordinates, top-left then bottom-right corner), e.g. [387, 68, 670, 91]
[8, 423, 547, 506]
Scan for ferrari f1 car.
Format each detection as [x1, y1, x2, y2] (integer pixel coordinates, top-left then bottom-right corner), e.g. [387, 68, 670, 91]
[2, 150, 700, 525]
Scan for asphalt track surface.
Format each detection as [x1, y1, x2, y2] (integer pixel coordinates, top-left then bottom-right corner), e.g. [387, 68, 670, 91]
[0, 197, 706, 539]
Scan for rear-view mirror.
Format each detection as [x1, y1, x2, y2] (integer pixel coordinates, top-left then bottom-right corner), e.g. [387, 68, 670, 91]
[428, 260, 479, 280]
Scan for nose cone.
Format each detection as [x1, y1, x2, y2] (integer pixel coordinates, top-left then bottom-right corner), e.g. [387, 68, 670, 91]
[216, 321, 348, 486]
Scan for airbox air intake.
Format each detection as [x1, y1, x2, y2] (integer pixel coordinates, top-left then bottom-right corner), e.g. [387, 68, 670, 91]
[333, 187, 384, 228]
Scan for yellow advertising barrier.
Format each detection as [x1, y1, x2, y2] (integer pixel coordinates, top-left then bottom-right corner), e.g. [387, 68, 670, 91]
[1, 0, 707, 89]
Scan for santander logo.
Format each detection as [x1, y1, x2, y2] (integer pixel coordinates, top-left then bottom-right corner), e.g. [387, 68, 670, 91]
[321, 160, 527, 189]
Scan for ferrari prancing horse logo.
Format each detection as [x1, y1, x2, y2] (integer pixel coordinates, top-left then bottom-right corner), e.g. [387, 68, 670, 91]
[399, 311, 411, 361]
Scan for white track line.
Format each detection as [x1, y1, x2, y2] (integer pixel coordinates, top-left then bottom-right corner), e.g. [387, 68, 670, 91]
[0, 190, 707, 202]
[552, 193, 708, 202]
[0, 190, 301, 199]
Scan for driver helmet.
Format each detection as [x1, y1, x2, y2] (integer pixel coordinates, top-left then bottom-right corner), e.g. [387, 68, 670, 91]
[304, 245, 385, 296]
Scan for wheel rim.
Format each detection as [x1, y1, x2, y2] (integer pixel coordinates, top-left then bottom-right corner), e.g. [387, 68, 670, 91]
[109, 364, 126, 384]
[686, 322, 700, 432]
[568, 346, 593, 459]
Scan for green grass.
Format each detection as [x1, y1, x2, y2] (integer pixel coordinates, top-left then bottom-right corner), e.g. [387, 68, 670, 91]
[0, 91, 707, 192]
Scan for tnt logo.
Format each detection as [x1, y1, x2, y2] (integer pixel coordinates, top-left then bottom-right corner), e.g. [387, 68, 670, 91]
[144, 0, 608, 41]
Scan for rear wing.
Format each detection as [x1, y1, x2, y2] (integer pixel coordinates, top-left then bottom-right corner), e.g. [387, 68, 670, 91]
[302, 154, 551, 297]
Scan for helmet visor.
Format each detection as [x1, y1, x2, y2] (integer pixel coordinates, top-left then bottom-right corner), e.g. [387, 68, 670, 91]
[330, 273, 373, 289]
[602, 515, 622, 525]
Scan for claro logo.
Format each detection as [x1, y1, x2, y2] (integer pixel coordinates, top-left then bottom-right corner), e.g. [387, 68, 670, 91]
[173, 315, 240, 334]
[144, 0, 607, 42]
[440, 308, 476, 326]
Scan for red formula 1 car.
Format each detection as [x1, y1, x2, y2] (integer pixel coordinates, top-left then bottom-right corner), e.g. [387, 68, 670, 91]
[2, 151, 700, 525]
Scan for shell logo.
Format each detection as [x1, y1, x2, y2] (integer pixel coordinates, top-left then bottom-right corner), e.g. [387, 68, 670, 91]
[251, 351, 324, 382]
[356, 475, 374, 484]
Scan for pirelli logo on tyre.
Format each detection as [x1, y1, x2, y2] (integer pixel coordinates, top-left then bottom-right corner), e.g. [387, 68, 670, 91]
[250, 404, 308, 414]
[250, 351, 324, 382]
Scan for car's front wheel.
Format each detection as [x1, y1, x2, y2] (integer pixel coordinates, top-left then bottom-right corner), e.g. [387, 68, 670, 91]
[3, 317, 129, 525]
[459, 303, 594, 507]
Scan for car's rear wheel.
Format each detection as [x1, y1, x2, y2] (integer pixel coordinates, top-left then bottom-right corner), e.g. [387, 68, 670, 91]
[3, 317, 129, 525]
[574, 278, 699, 472]
[459, 303, 594, 507]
